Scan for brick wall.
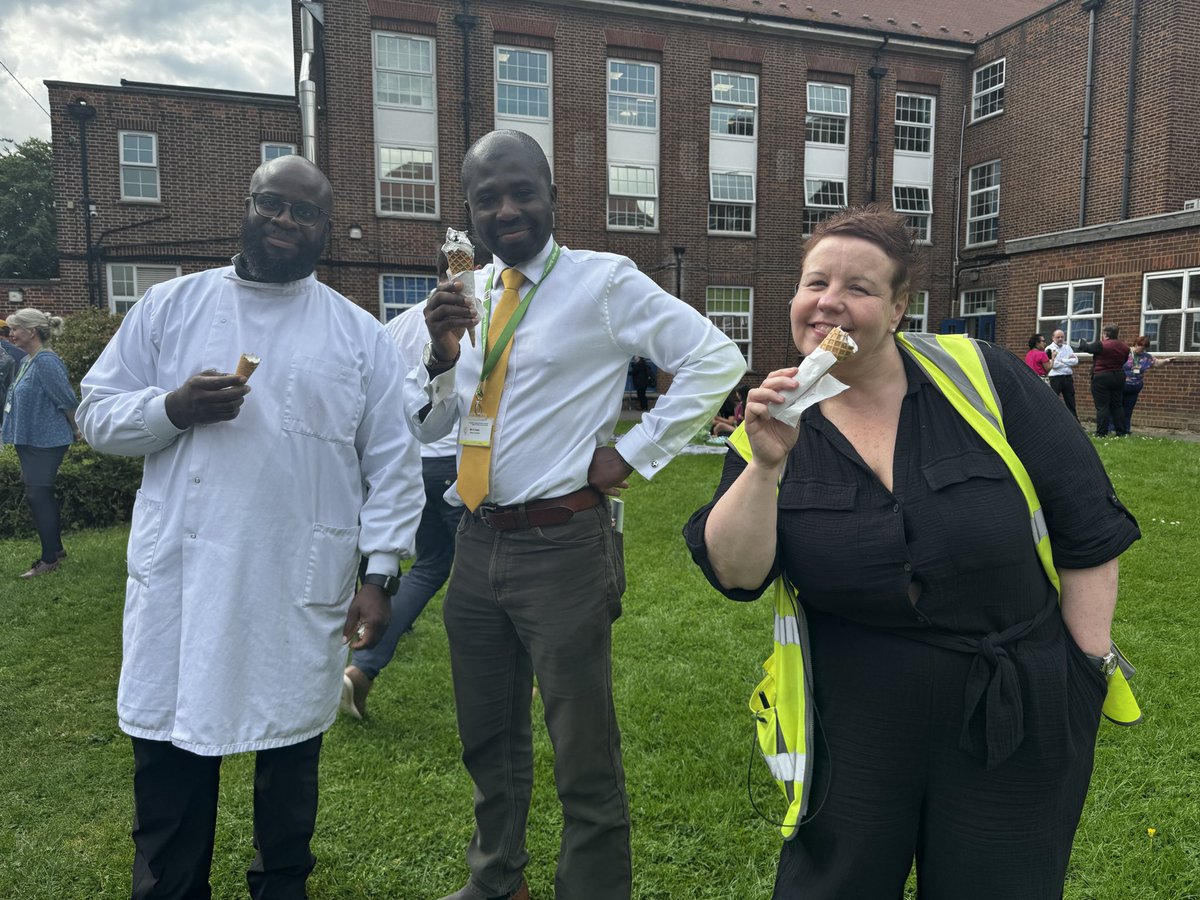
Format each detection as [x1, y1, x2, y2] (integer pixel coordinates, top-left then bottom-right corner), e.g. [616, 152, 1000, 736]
[47, 81, 301, 314]
[32, 0, 1199, 430]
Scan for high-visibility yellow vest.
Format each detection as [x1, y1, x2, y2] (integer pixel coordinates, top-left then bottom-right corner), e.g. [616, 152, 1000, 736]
[731, 332, 1141, 840]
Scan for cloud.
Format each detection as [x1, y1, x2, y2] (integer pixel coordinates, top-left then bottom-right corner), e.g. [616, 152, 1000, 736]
[0, 0, 293, 143]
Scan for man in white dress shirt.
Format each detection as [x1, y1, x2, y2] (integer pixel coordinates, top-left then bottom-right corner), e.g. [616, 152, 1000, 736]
[78, 155, 422, 900]
[1047, 329, 1079, 419]
[410, 130, 746, 900]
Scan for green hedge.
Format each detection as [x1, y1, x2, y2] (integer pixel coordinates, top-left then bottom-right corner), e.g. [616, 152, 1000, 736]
[0, 443, 142, 538]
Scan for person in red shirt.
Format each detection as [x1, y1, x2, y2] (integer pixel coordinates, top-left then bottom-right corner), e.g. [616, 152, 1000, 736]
[1078, 323, 1131, 437]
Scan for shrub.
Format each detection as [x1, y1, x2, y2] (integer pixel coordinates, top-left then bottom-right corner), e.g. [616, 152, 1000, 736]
[0, 443, 141, 538]
[54, 306, 123, 392]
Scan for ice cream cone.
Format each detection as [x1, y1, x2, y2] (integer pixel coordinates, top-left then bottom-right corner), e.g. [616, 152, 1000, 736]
[235, 353, 261, 380]
[817, 327, 857, 362]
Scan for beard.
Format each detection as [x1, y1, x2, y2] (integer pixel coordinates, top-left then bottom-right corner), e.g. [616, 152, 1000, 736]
[238, 218, 322, 283]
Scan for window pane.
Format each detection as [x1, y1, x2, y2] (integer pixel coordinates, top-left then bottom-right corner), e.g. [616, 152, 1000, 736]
[1041, 287, 1068, 319]
[893, 186, 931, 213]
[607, 197, 656, 228]
[376, 71, 433, 107]
[805, 179, 845, 207]
[712, 72, 757, 105]
[376, 34, 431, 73]
[381, 147, 433, 180]
[122, 167, 159, 199]
[708, 203, 753, 233]
[711, 172, 754, 202]
[807, 83, 848, 115]
[122, 133, 155, 164]
[380, 182, 435, 214]
[497, 48, 547, 85]
[710, 107, 755, 136]
[609, 165, 656, 197]
[608, 94, 657, 128]
[1145, 276, 1184, 312]
[805, 114, 846, 145]
[609, 61, 656, 96]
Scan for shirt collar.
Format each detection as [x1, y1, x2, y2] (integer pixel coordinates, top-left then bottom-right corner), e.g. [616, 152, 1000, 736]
[494, 236, 555, 288]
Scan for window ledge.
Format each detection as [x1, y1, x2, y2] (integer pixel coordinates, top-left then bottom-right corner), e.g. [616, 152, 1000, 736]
[969, 110, 1004, 125]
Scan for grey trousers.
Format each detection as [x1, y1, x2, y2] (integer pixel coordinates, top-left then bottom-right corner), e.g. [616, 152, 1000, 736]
[444, 504, 630, 900]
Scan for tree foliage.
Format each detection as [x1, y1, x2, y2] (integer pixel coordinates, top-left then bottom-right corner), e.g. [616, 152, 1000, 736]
[0, 137, 57, 279]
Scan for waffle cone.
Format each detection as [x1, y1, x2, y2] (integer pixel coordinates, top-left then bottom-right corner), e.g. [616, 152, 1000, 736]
[445, 249, 474, 277]
[235, 353, 261, 380]
[817, 327, 856, 362]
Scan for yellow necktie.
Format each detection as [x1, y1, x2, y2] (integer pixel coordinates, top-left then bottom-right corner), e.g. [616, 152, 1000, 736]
[457, 267, 525, 511]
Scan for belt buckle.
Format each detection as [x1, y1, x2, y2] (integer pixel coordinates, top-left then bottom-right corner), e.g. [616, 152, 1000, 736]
[477, 504, 502, 527]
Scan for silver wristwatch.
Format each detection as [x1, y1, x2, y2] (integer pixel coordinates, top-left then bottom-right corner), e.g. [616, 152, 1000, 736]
[1084, 648, 1118, 677]
[422, 340, 457, 370]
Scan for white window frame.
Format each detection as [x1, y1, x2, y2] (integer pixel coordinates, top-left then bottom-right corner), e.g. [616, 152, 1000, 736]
[802, 177, 846, 236]
[607, 164, 657, 230]
[380, 273, 438, 321]
[708, 171, 755, 235]
[378, 146, 437, 218]
[607, 59, 658, 130]
[971, 58, 1005, 123]
[374, 33, 434, 108]
[960, 288, 997, 318]
[260, 143, 296, 163]
[894, 93, 934, 154]
[1037, 280, 1103, 348]
[706, 286, 753, 367]
[893, 185, 932, 243]
[119, 131, 160, 202]
[805, 82, 850, 147]
[1142, 269, 1200, 354]
[710, 71, 757, 138]
[906, 291, 929, 333]
[106, 263, 179, 315]
[495, 46, 551, 121]
[966, 160, 1001, 247]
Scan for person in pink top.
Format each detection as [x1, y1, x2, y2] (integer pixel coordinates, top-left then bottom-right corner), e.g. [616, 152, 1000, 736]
[1023, 334, 1051, 381]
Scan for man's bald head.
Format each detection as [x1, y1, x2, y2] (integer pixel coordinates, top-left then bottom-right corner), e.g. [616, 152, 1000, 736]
[250, 155, 333, 212]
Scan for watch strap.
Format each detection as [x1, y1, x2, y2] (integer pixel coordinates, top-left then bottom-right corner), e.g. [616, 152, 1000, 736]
[361, 573, 399, 596]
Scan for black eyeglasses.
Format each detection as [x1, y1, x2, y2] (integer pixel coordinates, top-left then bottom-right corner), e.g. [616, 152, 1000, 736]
[247, 193, 328, 227]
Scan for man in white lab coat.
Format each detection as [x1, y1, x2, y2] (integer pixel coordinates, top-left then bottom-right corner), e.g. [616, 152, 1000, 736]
[78, 155, 422, 900]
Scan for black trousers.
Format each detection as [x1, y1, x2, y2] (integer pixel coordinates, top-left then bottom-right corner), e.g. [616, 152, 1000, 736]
[130, 735, 321, 900]
[772, 610, 1105, 900]
[1048, 375, 1077, 419]
[1091, 370, 1126, 436]
[14, 443, 68, 563]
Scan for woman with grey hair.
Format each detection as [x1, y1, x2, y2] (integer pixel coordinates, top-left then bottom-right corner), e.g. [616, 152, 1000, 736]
[2, 308, 81, 578]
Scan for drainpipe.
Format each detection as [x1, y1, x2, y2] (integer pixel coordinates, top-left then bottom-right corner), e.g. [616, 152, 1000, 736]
[867, 38, 889, 204]
[1079, 0, 1104, 228]
[952, 103, 966, 321]
[1120, 0, 1140, 219]
[673, 246, 686, 298]
[65, 98, 99, 308]
[298, 2, 323, 164]
[455, 1, 478, 152]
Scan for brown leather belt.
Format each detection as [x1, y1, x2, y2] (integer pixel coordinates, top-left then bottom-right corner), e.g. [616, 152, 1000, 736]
[475, 487, 602, 531]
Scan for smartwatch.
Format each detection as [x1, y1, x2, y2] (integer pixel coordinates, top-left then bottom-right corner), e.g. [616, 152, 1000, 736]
[361, 573, 400, 596]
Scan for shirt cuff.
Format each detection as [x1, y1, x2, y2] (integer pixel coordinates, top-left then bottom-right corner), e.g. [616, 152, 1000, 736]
[614, 427, 672, 480]
[364, 553, 401, 577]
[144, 392, 188, 443]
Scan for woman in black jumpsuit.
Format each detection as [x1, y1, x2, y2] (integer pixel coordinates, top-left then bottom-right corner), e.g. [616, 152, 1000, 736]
[685, 207, 1140, 899]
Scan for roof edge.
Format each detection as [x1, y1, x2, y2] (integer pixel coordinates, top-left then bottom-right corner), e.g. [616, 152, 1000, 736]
[1005, 210, 1200, 254]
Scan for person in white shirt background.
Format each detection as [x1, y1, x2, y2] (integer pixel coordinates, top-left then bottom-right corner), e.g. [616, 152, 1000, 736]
[341, 242, 486, 720]
[78, 155, 422, 900]
[410, 129, 746, 900]
[1047, 329, 1079, 419]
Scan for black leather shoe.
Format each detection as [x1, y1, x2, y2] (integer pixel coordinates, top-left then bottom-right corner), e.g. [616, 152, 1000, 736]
[436, 878, 529, 900]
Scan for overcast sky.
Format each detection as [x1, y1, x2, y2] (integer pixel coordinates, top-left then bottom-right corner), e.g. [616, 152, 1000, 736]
[0, 0, 295, 146]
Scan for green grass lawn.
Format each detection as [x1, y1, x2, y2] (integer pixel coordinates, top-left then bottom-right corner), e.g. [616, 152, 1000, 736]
[1, 436, 1197, 898]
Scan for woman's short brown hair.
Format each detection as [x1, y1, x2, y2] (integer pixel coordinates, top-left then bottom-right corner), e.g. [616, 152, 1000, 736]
[803, 204, 924, 297]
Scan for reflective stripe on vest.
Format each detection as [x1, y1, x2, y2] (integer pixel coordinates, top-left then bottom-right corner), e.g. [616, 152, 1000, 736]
[896, 332, 1059, 592]
[731, 425, 814, 839]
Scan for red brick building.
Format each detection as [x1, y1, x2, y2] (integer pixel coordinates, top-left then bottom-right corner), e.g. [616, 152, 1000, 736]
[7, 0, 1196, 430]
